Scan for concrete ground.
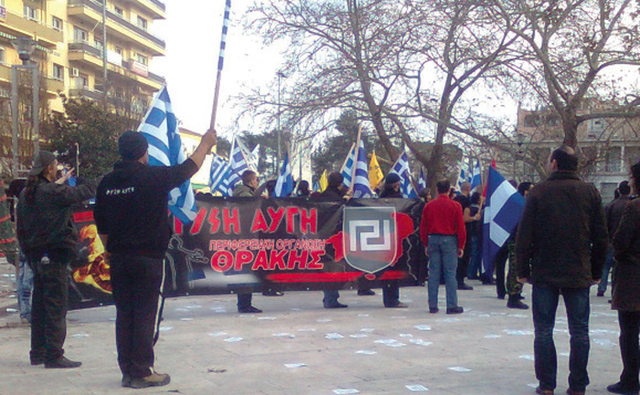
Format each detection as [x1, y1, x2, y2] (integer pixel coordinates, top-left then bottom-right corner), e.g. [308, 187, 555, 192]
[0, 260, 624, 395]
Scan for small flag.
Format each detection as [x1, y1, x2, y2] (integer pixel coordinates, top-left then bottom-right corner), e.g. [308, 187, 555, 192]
[217, 0, 231, 72]
[138, 86, 197, 224]
[313, 180, 320, 192]
[209, 154, 232, 196]
[418, 168, 427, 191]
[482, 166, 526, 268]
[319, 170, 328, 192]
[352, 140, 372, 198]
[369, 150, 384, 190]
[341, 145, 356, 188]
[390, 152, 417, 198]
[275, 151, 295, 197]
[228, 137, 249, 190]
[471, 160, 482, 190]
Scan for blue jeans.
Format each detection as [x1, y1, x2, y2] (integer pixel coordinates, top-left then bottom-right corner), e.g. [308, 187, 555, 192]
[532, 285, 591, 392]
[427, 235, 458, 309]
[597, 248, 614, 295]
[17, 252, 33, 323]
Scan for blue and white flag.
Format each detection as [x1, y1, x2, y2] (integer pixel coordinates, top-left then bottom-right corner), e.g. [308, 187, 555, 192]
[217, 0, 231, 72]
[341, 145, 356, 188]
[209, 154, 232, 196]
[482, 166, 526, 268]
[471, 160, 482, 190]
[418, 168, 427, 191]
[275, 151, 295, 197]
[352, 140, 372, 198]
[138, 86, 197, 224]
[457, 168, 467, 190]
[390, 152, 417, 198]
[228, 137, 249, 189]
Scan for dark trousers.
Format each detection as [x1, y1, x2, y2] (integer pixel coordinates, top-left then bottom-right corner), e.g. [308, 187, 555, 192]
[617, 311, 640, 391]
[532, 285, 590, 392]
[29, 258, 69, 363]
[456, 242, 470, 284]
[323, 290, 339, 306]
[110, 254, 164, 379]
[237, 293, 252, 309]
[494, 245, 508, 298]
[383, 282, 400, 307]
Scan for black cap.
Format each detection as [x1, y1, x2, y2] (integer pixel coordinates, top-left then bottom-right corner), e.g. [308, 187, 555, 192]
[386, 173, 401, 184]
[28, 151, 56, 176]
[118, 131, 148, 161]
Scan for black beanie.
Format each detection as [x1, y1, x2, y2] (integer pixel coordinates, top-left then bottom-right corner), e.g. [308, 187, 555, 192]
[118, 131, 148, 161]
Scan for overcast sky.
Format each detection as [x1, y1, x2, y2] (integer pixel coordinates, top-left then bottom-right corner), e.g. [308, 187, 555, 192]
[151, 0, 281, 138]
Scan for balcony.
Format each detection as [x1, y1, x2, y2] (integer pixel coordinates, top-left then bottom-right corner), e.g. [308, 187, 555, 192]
[0, 63, 63, 96]
[67, 0, 165, 56]
[68, 85, 104, 101]
[0, 6, 63, 48]
[67, 42, 165, 91]
[128, 0, 166, 20]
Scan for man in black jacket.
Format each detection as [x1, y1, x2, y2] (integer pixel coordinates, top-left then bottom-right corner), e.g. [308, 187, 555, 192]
[516, 146, 608, 395]
[17, 151, 96, 369]
[94, 129, 216, 389]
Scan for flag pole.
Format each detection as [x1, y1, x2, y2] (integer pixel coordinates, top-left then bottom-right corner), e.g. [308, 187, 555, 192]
[339, 143, 356, 173]
[209, 0, 231, 135]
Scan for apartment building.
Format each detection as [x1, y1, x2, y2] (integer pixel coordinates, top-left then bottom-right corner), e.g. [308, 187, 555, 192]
[0, 0, 165, 115]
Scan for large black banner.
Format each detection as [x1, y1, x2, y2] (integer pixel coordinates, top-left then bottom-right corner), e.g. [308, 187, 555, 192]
[69, 197, 427, 309]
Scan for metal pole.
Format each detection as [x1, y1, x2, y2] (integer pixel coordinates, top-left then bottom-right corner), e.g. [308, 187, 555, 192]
[11, 66, 19, 178]
[31, 64, 39, 156]
[75, 142, 80, 177]
[102, 0, 108, 110]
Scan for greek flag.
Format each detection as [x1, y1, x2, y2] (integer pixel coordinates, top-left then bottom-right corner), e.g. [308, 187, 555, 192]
[458, 168, 467, 190]
[471, 160, 482, 190]
[138, 86, 197, 224]
[390, 152, 417, 198]
[352, 140, 372, 198]
[482, 166, 525, 268]
[228, 137, 249, 189]
[418, 168, 427, 191]
[209, 154, 232, 196]
[217, 0, 231, 72]
[275, 151, 295, 197]
[341, 145, 356, 188]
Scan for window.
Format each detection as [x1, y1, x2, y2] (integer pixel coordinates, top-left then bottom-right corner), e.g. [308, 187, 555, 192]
[94, 39, 103, 52]
[53, 64, 64, 81]
[136, 53, 148, 65]
[74, 26, 88, 43]
[0, 47, 5, 64]
[52, 17, 63, 31]
[77, 74, 89, 88]
[137, 16, 147, 30]
[115, 46, 123, 55]
[114, 6, 123, 17]
[24, 5, 39, 21]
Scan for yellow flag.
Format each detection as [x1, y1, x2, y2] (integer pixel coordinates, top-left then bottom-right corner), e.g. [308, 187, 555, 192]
[369, 150, 384, 190]
[319, 170, 328, 192]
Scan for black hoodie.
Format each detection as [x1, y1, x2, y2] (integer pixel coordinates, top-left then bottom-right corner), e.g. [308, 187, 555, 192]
[94, 159, 197, 258]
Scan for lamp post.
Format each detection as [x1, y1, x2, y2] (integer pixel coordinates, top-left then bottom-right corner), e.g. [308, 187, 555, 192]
[10, 36, 38, 179]
[276, 71, 286, 167]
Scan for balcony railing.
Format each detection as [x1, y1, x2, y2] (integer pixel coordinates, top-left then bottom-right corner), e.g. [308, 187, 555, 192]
[145, 0, 166, 11]
[68, 0, 165, 49]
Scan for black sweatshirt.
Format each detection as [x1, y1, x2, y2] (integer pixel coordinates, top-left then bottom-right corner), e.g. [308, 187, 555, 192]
[94, 159, 197, 259]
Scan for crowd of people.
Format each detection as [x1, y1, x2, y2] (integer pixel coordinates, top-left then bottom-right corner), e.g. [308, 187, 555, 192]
[5, 131, 640, 395]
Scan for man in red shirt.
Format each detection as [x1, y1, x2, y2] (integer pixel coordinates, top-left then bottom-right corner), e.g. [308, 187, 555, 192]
[420, 180, 466, 314]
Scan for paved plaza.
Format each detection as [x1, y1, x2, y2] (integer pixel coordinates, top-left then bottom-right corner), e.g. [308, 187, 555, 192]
[0, 261, 625, 395]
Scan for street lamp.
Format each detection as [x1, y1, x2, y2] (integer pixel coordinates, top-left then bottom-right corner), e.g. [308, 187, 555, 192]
[10, 36, 39, 178]
[276, 71, 286, 167]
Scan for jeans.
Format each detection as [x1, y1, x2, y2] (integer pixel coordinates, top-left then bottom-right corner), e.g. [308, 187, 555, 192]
[466, 235, 481, 279]
[17, 253, 33, 322]
[427, 235, 459, 309]
[617, 311, 640, 391]
[598, 248, 614, 295]
[532, 285, 591, 392]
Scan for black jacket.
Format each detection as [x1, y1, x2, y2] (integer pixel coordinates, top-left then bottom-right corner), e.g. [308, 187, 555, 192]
[320, 186, 345, 199]
[515, 171, 608, 288]
[605, 195, 631, 242]
[379, 186, 402, 198]
[612, 198, 640, 311]
[94, 159, 197, 259]
[17, 178, 97, 260]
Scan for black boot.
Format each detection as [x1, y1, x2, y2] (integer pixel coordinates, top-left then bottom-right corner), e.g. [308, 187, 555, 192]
[507, 295, 529, 309]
